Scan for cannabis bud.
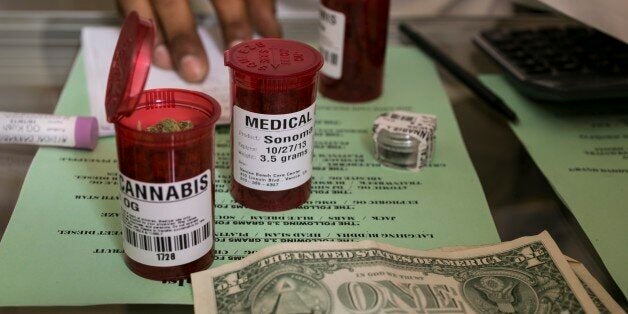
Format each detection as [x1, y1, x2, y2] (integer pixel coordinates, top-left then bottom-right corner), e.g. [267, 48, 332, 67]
[145, 118, 194, 133]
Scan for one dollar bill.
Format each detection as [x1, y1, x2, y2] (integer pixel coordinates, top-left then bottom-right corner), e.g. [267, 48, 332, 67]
[566, 257, 625, 314]
[431, 247, 625, 313]
[192, 231, 599, 313]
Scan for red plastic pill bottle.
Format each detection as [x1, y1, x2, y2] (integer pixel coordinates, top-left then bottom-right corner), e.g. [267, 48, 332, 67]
[319, 0, 391, 102]
[106, 12, 221, 281]
[225, 39, 323, 211]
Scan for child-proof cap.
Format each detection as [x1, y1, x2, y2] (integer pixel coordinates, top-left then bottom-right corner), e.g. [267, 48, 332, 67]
[224, 38, 323, 91]
[105, 11, 154, 123]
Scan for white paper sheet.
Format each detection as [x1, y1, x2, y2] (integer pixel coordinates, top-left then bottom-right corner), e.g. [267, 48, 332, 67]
[81, 26, 231, 137]
[537, 0, 628, 43]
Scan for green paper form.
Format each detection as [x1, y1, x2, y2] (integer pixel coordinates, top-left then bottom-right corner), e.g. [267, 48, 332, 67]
[481, 75, 628, 297]
[0, 47, 498, 306]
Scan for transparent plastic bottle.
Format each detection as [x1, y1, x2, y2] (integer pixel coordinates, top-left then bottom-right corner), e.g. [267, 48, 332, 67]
[113, 90, 220, 280]
[225, 39, 323, 211]
[106, 12, 220, 280]
[319, 0, 391, 102]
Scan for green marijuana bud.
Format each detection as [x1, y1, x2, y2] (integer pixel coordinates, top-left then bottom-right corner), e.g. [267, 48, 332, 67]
[146, 118, 194, 133]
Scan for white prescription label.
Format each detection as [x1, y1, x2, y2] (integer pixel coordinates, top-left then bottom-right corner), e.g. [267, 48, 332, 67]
[233, 104, 315, 191]
[319, 4, 346, 79]
[118, 171, 213, 267]
[0, 112, 76, 147]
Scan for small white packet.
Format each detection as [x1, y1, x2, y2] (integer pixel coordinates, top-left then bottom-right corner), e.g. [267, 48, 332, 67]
[373, 111, 437, 171]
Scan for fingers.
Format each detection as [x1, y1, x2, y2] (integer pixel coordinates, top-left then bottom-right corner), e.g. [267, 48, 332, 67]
[117, 0, 172, 69]
[117, 0, 281, 82]
[245, 0, 282, 38]
[152, 0, 208, 82]
[211, 0, 253, 47]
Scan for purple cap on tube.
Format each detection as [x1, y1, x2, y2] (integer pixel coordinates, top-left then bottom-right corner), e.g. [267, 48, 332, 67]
[74, 116, 99, 150]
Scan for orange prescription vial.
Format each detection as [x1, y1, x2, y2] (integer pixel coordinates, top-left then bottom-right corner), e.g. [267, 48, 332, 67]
[225, 39, 323, 211]
[105, 12, 220, 280]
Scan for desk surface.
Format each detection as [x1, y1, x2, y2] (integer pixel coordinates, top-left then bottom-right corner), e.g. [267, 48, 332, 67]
[0, 11, 625, 312]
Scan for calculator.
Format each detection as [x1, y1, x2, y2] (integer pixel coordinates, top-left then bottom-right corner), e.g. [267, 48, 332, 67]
[474, 26, 628, 102]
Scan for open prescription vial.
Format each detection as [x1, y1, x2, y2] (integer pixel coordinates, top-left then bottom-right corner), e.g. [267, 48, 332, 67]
[225, 39, 323, 212]
[105, 12, 221, 281]
[373, 111, 437, 171]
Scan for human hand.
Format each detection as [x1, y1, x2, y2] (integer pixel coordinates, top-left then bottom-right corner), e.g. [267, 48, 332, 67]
[117, 0, 282, 83]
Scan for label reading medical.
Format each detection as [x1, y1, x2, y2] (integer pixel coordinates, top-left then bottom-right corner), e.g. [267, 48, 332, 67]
[118, 170, 213, 267]
[233, 104, 315, 191]
[319, 4, 346, 79]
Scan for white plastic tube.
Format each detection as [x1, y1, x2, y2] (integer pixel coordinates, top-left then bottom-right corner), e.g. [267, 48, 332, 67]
[0, 111, 98, 150]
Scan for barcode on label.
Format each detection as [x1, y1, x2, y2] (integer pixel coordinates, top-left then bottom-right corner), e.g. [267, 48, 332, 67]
[321, 48, 338, 66]
[124, 223, 211, 252]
